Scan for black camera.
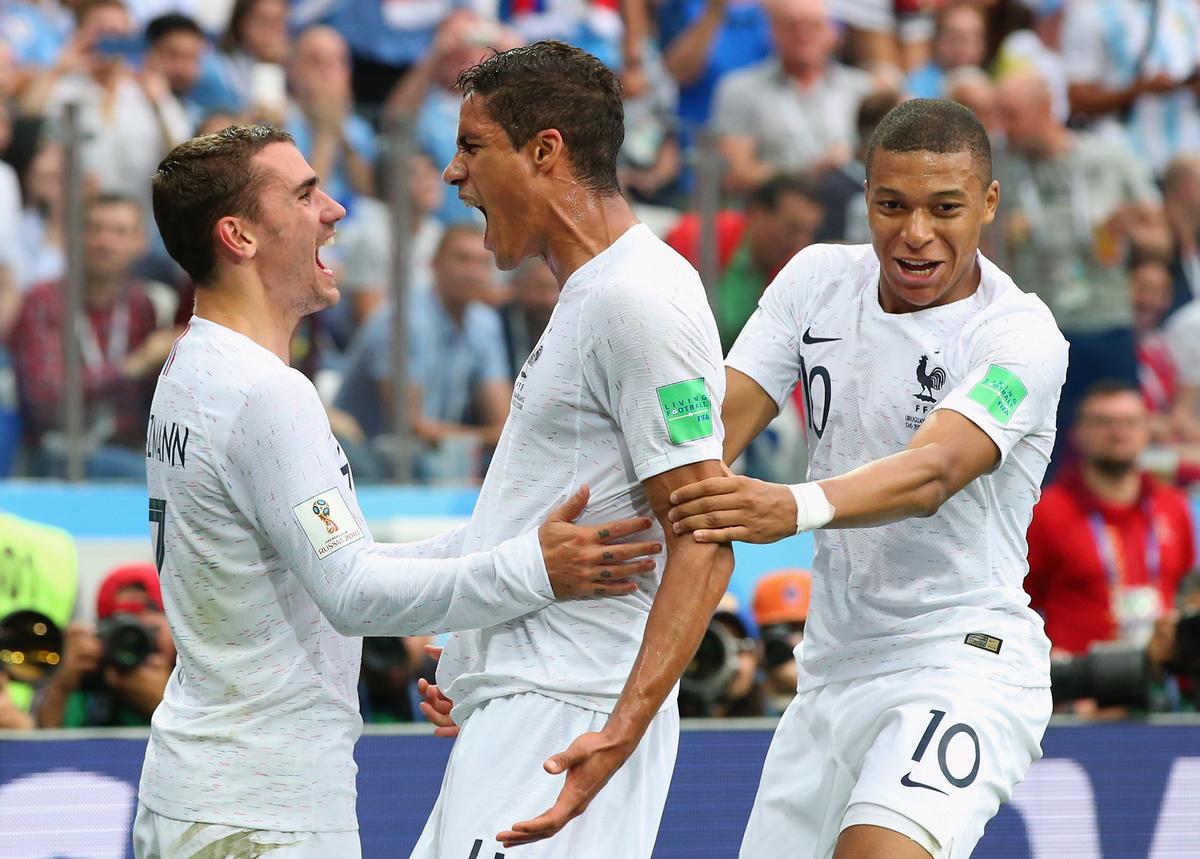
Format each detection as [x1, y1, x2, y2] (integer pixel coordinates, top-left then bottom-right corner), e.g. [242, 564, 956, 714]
[0, 610, 63, 683]
[760, 623, 801, 670]
[1050, 609, 1200, 709]
[97, 613, 157, 671]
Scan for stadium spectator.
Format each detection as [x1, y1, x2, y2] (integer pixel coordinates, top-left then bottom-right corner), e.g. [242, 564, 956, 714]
[680, 593, 764, 717]
[498, 0, 625, 71]
[500, 256, 559, 379]
[655, 0, 771, 132]
[1026, 380, 1196, 656]
[286, 26, 376, 211]
[13, 138, 70, 294]
[0, 510, 78, 715]
[9, 193, 175, 479]
[1131, 253, 1181, 436]
[906, 1, 988, 99]
[827, 0, 937, 72]
[1163, 298, 1200, 448]
[752, 569, 810, 715]
[23, 0, 192, 212]
[666, 174, 823, 351]
[189, 0, 288, 117]
[35, 562, 174, 728]
[1163, 153, 1200, 307]
[943, 66, 1003, 139]
[334, 224, 511, 482]
[618, 44, 683, 210]
[0, 98, 18, 338]
[993, 0, 1068, 123]
[813, 87, 902, 245]
[330, 150, 444, 339]
[711, 0, 874, 194]
[0, 1, 69, 71]
[142, 13, 206, 125]
[1062, 0, 1200, 178]
[994, 68, 1170, 463]
[358, 636, 435, 723]
[386, 11, 521, 225]
[326, 0, 464, 122]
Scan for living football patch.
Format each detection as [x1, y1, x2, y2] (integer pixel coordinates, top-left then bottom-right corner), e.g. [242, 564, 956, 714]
[966, 365, 1028, 426]
[656, 378, 714, 445]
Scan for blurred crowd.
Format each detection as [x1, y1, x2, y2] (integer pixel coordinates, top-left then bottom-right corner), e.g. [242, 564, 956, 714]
[0, 0, 1199, 485]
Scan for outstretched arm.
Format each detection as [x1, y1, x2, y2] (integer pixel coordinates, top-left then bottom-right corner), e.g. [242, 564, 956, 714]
[670, 409, 998, 543]
[497, 459, 734, 848]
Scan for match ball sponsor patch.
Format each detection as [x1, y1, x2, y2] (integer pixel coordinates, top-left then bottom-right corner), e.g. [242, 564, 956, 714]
[656, 378, 714, 445]
[292, 488, 365, 559]
[967, 365, 1028, 426]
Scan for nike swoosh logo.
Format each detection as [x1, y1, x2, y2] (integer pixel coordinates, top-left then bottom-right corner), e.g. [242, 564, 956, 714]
[900, 773, 948, 795]
[802, 327, 841, 344]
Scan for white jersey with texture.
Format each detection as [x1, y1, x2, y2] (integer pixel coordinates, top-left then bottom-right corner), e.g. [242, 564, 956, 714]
[434, 223, 726, 721]
[727, 244, 1068, 691]
[139, 317, 554, 833]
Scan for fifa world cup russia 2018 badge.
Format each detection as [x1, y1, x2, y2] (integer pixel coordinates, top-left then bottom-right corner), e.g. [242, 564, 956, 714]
[313, 499, 339, 534]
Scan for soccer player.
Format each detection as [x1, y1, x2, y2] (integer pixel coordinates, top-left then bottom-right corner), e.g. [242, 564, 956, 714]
[667, 99, 1069, 858]
[135, 125, 661, 859]
[409, 42, 734, 858]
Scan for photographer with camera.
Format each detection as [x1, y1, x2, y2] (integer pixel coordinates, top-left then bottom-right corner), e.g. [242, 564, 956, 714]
[752, 569, 811, 716]
[679, 593, 764, 718]
[358, 635, 436, 723]
[36, 563, 174, 728]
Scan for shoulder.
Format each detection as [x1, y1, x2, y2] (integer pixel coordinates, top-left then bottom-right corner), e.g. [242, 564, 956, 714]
[464, 301, 504, 335]
[829, 61, 874, 93]
[975, 258, 1066, 339]
[1151, 481, 1195, 519]
[1165, 300, 1200, 335]
[773, 243, 875, 294]
[716, 58, 776, 94]
[1034, 482, 1081, 520]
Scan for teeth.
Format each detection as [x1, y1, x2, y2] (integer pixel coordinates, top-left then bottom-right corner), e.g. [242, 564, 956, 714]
[322, 234, 336, 247]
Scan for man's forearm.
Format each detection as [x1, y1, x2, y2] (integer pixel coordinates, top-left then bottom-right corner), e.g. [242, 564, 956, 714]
[818, 444, 955, 528]
[605, 539, 734, 746]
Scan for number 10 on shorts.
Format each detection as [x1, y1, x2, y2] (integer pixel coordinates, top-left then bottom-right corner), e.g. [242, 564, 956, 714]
[907, 709, 981, 791]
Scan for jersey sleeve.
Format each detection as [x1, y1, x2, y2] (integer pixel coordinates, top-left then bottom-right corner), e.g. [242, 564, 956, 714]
[582, 278, 725, 482]
[725, 246, 815, 410]
[223, 372, 552, 636]
[933, 304, 1068, 466]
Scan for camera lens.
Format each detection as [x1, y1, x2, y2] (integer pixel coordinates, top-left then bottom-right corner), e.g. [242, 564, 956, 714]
[0, 610, 64, 683]
[98, 614, 155, 671]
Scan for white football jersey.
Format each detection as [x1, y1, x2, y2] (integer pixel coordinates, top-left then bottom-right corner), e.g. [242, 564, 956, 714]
[727, 244, 1068, 690]
[434, 224, 727, 721]
[140, 317, 553, 832]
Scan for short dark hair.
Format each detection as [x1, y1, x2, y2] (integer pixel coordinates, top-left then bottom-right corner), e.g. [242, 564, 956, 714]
[87, 191, 143, 220]
[866, 98, 992, 185]
[146, 13, 203, 45]
[152, 124, 293, 286]
[456, 41, 624, 195]
[1076, 378, 1142, 421]
[747, 173, 822, 211]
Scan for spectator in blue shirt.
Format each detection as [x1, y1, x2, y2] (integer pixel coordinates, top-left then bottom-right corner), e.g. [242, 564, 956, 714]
[334, 224, 512, 482]
[286, 25, 376, 211]
[189, 0, 289, 116]
[656, 0, 772, 132]
[906, 1, 987, 99]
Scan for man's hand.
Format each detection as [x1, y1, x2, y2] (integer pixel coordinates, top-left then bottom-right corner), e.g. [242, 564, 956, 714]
[56, 622, 104, 690]
[104, 652, 171, 717]
[416, 645, 458, 737]
[539, 486, 661, 597]
[668, 474, 796, 543]
[496, 729, 636, 848]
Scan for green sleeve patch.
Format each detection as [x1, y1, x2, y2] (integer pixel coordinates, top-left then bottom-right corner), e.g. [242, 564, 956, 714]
[656, 378, 714, 444]
[967, 364, 1028, 425]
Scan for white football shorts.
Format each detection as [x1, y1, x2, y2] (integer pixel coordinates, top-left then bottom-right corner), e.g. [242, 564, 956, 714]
[410, 691, 678, 859]
[132, 805, 361, 859]
[740, 666, 1051, 859]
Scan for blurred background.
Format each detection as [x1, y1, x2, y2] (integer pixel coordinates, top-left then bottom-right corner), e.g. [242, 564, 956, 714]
[0, 0, 1199, 856]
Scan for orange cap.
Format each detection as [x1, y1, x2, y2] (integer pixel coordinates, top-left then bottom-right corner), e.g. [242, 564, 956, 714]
[753, 569, 812, 626]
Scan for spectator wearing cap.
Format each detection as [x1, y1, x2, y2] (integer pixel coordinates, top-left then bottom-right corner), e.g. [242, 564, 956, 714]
[36, 563, 174, 727]
[753, 569, 810, 714]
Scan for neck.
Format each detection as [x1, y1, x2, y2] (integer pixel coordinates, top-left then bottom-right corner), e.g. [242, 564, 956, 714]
[193, 272, 298, 363]
[438, 291, 468, 325]
[1080, 461, 1141, 505]
[782, 61, 823, 87]
[85, 275, 125, 309]
[1036, 126, 1072, 159]
[541, 190, 639, 288]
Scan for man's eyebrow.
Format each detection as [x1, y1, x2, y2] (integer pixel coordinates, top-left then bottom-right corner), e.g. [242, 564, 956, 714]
[293, 175, 319, 195]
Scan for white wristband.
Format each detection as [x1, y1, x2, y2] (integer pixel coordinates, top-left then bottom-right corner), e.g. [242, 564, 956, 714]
[787, 482, 835, 534]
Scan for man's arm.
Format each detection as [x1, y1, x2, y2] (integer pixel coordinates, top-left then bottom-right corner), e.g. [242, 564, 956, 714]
[227, 378, 659, 637]
[723, 367, 779, 463]
[670, 408, 999, 542]
[497, 459, 734, 848]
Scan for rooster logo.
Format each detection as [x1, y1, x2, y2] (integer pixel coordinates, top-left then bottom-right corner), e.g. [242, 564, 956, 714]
[914, 355, 947, 403]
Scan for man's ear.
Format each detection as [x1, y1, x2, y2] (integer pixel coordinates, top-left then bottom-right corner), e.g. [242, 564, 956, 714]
[214, 215, 258, 264]
[529, 128, 565, 175]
